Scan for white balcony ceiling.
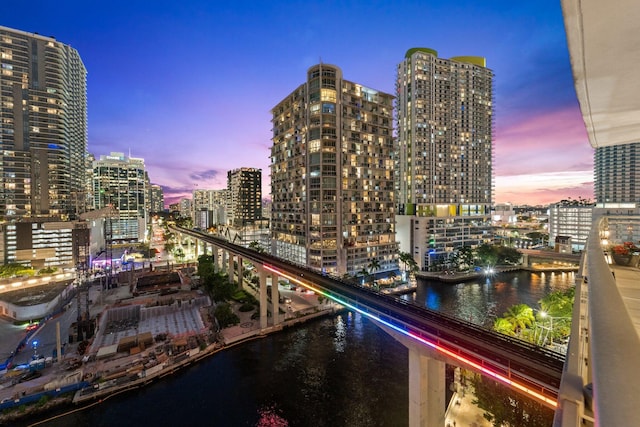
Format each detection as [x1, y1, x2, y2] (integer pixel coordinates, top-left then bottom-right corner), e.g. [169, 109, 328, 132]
[562, 0, 640, 148]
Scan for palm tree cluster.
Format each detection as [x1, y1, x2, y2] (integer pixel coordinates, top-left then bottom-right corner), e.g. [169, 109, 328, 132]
[492, 288, 574, 347]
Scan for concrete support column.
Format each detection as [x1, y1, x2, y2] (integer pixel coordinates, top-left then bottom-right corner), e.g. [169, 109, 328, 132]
[224, 250, 230, 274]
[237, 256, 243, 289]
[408, 346, 446, 427]
[212, 246, 219, 271]
[258, 268, 268, 329]
[228, 253, 234, 284]
[271, 273, 280, 325]
[194, 239, 199, 259]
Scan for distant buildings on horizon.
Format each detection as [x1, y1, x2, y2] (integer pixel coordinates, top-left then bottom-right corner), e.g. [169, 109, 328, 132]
[2, 22, 639, 273]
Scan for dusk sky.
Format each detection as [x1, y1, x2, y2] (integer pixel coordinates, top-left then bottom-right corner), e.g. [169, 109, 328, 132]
[4, 0, 594, 207]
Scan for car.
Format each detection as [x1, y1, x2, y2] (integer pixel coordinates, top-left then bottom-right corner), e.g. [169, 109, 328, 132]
[25, 323, 38, 332]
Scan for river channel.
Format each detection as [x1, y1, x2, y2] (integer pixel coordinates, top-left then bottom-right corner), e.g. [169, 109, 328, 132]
[24, 270, 574, 427]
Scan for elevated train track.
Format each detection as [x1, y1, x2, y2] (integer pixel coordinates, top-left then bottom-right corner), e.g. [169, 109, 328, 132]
[173, 226, 564, 407]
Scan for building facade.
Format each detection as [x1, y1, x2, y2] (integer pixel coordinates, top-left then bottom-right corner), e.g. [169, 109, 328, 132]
[227, 168, 262, 227]
[0, 26, 87, 220]
[0, 219, 89, 269]
[178, 198, 192, 219]
[395, 48, 494, 270]
[548, 199, 594, 252]
[150, 184, 165, 213]
[594, 142, 640, 208]
[92, 152, 147, 242]
[192, 188, 227, 229]
[270, 64, 397, 276]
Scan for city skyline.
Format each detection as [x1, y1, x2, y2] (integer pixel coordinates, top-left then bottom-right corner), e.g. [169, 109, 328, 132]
[3, 0, 594, 207]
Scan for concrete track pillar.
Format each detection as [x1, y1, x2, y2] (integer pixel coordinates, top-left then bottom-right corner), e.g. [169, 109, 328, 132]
[221, 249, 228, 274]
[212, 246, 219, 271]
[238, 256, 244, 289]
[408, 345, 446, 427]
[259, 268, 268, 329]
[228, 253, 234, 284]
[271, 273, 280, 325]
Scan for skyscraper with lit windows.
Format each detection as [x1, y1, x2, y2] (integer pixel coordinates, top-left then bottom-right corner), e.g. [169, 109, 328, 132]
[271, 64, 397, 276]
[594, 142, 640, 207]
[92, 152, 147, 242]
[395, 48, 494, 270]
[0, 26, 87, 219]
[227, 168, 262, 227]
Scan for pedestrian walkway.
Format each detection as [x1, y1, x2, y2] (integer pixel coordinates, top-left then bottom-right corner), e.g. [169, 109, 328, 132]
[445, 386, 492, 427]
[610, 264, 640, 341]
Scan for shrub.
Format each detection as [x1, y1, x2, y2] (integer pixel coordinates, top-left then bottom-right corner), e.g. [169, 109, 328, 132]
[239, 302, 254, 312]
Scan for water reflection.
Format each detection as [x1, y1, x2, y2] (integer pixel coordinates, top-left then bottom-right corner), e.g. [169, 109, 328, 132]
[413, 270, 574, 327]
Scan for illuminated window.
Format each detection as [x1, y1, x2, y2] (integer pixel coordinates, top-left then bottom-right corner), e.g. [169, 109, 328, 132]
[321, 89, 336, 102]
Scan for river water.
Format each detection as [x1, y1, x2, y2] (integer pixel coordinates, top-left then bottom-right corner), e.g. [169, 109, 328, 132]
[25, 271, 574, 427]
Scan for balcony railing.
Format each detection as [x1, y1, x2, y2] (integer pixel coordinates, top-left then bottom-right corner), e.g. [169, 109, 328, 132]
[555, 210, 640, 426]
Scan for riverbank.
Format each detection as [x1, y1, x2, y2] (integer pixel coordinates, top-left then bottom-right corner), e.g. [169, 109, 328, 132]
[415, 264, 578, 283]
[0, 281, 342, 425]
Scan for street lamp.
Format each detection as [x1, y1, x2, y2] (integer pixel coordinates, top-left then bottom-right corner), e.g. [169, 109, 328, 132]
[32, 340, 39, 360]
[538, 311, 571, 347]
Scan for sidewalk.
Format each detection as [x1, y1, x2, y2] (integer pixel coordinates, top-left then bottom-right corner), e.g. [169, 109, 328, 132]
[445, 386, 492, 427]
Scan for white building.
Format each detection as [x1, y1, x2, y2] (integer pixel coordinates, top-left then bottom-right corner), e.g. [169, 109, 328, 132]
[548, 200, 594, 252]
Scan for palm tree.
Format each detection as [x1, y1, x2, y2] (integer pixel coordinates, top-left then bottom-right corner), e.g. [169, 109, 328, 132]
[398, 252, 418, 275]
[367, 258, 381, 275]
[502, 304, 534, 337]
[493, 318, 516, 336]
[398, 252, 412, 272]
[357, 268, 369, 285]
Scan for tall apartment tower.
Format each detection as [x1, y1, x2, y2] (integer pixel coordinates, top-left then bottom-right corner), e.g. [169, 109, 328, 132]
[150, 184, 165, 213]
[192, 188, 227, 228]
[92, 152, 148, 242]
[271, 64, 397, 276]
[594, 142, 640, 207]
[227, 168, 262, 227]
[0, 26, 87, 219]
[395, 48, 494, 270]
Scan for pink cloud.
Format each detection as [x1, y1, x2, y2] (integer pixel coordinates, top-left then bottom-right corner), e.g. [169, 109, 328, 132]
[495, 106, 592, 176]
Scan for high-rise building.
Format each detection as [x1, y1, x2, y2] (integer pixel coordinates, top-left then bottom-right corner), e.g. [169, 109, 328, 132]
[192, 188, 227, 228]
[92, 152, 147, 242]
[594, 142, 640, 208]
[227, 168, 261, 227]
[548, 199, 594, 252]
[395, 48, 494, 270]
[178, 198, 192, 219]
[150, 184, 165, 213]
[0, 26, 87, 219]
[271, 64, 397, 276]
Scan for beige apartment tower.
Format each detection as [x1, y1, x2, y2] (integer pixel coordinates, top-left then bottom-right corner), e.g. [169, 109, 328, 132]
[395, 48, 494, 270]
[271, 64, 397, 276]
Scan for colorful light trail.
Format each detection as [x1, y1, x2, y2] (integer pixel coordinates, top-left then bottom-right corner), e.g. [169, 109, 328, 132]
[263, 264, 558, 408]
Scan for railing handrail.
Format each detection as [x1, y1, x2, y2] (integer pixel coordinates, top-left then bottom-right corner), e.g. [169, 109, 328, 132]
[587, 214, 640, 425]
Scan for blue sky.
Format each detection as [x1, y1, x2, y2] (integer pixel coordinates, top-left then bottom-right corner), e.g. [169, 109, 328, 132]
[4, 0, 593, 206]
